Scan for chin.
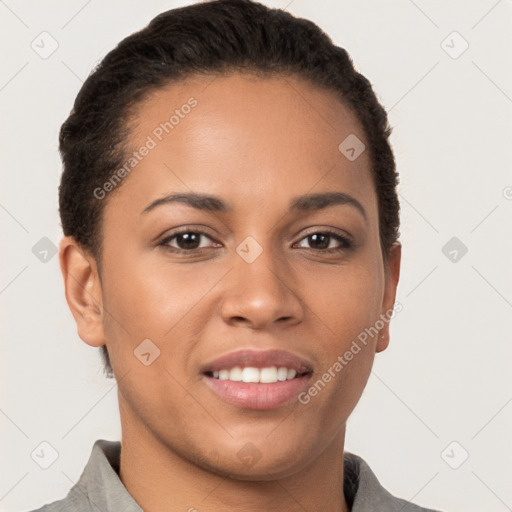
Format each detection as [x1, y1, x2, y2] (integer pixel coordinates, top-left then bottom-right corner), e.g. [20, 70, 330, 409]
[191, 436, 316, 481]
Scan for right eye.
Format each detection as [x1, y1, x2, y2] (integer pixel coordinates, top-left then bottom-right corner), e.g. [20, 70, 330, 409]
[159, 230, 222, 253]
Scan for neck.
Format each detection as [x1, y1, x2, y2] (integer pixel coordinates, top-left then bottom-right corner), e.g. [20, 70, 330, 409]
[118, 401, 349, 512]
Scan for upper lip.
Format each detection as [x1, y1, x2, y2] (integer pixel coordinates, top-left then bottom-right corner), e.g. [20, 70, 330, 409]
[201, 349, 314, 375]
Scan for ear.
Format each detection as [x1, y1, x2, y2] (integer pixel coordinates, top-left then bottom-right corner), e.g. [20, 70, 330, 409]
[376, 242, 401, 353]
[59, 236, 106, 348]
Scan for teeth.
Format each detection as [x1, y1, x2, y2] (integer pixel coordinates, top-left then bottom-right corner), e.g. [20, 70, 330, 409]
[241, 367, 260, 383]
[277, 367, 288, 381]
[260, 367, 277, 383]
[210, 366, 300, 383]
[287, 369, 297, 380]
[229, 366, 243, 381]
[218, 369, 230, 380]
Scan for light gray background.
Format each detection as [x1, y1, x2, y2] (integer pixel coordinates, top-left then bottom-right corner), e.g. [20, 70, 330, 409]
[1, 1, 511, 511]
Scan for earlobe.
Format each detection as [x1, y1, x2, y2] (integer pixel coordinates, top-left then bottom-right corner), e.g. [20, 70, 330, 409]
[376, 242, 402, 353]
[59, 236, 106, 348]
[376, 331, 390, 353]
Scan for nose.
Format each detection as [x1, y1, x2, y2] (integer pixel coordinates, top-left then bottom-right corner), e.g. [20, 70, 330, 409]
[220, 242, 304, 330]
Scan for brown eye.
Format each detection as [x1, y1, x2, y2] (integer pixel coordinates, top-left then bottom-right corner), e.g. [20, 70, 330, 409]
[173, 232, 202, 250]
[306, 233, 330, 250]
[159, 230, 220, 252]
[296, 231, 352, 252]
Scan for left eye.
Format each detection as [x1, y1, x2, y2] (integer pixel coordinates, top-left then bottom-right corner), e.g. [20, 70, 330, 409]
[295, 232, 352, 251]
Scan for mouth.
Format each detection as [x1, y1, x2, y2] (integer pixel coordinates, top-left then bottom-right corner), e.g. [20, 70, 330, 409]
[201, 349, 313, 410]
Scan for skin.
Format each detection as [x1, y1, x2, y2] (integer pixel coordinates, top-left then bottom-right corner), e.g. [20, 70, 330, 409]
[60, 72, 401, 512]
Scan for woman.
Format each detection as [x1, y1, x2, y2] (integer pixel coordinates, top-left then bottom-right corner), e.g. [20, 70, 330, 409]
[29, 0, 442, 510]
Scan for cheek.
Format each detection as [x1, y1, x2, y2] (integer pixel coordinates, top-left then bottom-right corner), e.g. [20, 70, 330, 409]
[300, 258, 384, 402]
[304, 257, 385, 343]
[101, 252, 223, 336]
[99, 254, 232, 383]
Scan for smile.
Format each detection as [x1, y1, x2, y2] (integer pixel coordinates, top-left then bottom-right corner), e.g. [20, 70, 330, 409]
[201, 349, 313, 410]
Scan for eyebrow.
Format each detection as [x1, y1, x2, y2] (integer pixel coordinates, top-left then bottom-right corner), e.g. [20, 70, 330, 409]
[141, 191, 366, 220]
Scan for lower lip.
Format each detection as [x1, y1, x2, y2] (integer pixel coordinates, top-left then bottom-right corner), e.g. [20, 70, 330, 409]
[203, 374, 312, 410]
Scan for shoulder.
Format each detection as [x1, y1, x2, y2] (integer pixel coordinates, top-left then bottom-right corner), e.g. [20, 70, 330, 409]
[22, 439, 123, 512]
[344, 452, 445, 512]
[22, 486, 92, 512]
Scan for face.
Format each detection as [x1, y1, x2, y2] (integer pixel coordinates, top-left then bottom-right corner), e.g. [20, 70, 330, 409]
[62, 72, 400, 479]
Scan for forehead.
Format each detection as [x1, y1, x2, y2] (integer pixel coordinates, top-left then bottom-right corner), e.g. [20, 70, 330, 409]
[106, 72, 376, 220]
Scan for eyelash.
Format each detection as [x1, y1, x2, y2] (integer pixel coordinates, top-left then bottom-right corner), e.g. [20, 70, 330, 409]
[158, 228, 354, 255]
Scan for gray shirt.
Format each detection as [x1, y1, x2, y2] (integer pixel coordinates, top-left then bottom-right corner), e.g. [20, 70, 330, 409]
[27, 439, 442, 512]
